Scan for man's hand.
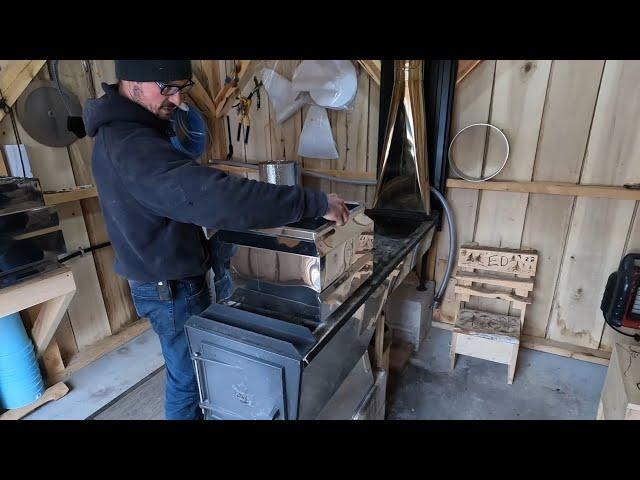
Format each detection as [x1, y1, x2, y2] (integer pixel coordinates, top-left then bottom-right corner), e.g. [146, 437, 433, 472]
[323, 193, 350, 226]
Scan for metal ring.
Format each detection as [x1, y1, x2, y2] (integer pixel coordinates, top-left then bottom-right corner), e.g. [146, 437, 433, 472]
[448, 123, 510, 183]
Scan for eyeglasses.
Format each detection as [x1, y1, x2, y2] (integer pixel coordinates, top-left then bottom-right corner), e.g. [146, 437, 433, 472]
[156, 80, 195, 96]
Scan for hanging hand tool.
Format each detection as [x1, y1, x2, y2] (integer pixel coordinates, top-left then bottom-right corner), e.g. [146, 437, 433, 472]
[231, 77, 263, 145]
[226, 116, 234, 160]
[235, 97, 252, 144]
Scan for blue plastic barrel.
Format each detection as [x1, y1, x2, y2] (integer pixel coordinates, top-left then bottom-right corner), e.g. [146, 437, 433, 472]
[0, 313, 45, 409]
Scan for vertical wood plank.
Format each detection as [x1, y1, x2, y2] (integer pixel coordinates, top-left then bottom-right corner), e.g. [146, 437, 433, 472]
[366, 77, 380, 207]
[330, 107, 348, 197]
[473, 60, 551, 315]
[548, 197, 635, 348]
[199, 60, 228, 161]
[580, 61, 640, 186]
[434, 60, 496, 323]
[549, 61, 640, 348]
[266, 60, 302, 163]
[519, 60, 604, 337]
[58, 60, 137, 335]
[338, 67, 369, 203]
[224, 60, 248, 165]
[241, 62, 272, 164]
[90, 60, 117, 93]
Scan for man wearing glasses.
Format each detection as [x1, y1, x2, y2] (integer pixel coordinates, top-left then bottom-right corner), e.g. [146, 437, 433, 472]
[83, 60, 350, 420]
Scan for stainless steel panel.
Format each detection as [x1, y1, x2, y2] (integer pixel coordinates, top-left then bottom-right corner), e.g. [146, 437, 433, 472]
[227, 250, 373, 324]
[316, 351, 374, 420]
[298, 276, 389, 419]
[0, 206, 60, 237]
[373, 60, 430, 214]
[0, 177, 44, 216]
[298, 303, 370, 419]
[0, 229, 66, 289]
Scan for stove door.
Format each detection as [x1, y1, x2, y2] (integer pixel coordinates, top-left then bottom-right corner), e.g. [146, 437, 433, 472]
[196, 343, 287, 420]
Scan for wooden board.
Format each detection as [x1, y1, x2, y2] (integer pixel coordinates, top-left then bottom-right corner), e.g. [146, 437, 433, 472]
[473, 60, 551, 315]
[44, 186, 98, 205]
[365, 77, 380, 207]
[519, 60, 605, 338]
[454, 309, 520, 343]
[0, 60, 47, 123]
[548, 60, 640, 349]
[0, 382, 69, 420]
[454, 334, 517, 364]
[446, 180, 640, 200]
[455, 285, 531, 305]
[58, 59, 137, 335]
[548, 198, 635, 348]
[455, 270, 534, 290]
[0, 265, 73, 312]
[90, 60, 117, 90]
[334, 67, 369, 204]
[198, 60, 228, 161]
[458, 246, 538, 276]
[238, 61, 272, 165]
[266, 60, 303, 163]
[456, 61, 483, 85]
[483, 60, 551, 182]
[580, 61, 640, 187]
[434, 59, 496, 323]
[329, 105, 347, 196]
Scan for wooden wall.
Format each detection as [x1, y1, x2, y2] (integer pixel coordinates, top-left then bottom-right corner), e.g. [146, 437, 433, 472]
[0, 60, 137, 374]
[193, 60, 380, 203]
[3, 59, 636, 371]
[433, 60, 640, 354]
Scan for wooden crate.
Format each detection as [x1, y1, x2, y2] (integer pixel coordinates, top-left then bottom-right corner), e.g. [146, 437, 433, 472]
[597, 343, 640, 420]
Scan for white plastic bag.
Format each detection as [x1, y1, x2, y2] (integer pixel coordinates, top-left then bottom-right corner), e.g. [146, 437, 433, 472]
[297, 105, 339, 159]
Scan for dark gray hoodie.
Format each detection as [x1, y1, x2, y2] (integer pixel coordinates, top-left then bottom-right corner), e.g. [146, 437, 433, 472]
[83, 83, 328, 282]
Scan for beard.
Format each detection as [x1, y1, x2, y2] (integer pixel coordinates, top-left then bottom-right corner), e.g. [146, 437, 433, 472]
[157, 100, 177, 120]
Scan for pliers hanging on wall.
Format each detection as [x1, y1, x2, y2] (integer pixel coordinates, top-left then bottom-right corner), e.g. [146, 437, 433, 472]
[231, 76, 264, 145]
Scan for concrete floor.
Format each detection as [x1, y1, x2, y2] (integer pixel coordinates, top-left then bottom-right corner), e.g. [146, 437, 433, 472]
[386, 327, 607, 420]
[27, 323, 608, 420]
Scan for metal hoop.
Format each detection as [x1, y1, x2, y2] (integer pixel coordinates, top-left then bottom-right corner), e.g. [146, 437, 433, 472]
[448, 123, 510, 183]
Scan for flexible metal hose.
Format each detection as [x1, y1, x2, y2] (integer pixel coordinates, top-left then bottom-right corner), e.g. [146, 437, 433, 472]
[429, 186, 456, 309]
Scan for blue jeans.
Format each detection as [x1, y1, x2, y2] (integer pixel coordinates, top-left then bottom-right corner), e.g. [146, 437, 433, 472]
[129, 275, 210, 420]
[128, 273, 233, 420]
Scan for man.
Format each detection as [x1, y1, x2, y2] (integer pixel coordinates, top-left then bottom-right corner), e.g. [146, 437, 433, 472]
[83, 60, 350, 420]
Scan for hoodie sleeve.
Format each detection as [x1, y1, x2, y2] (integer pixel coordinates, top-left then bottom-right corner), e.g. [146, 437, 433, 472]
[109, 129, 328, 230]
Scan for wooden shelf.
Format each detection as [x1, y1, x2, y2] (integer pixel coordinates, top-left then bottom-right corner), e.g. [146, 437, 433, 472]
[446, 179, 640, 201]
[43, 186, 98, 206]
